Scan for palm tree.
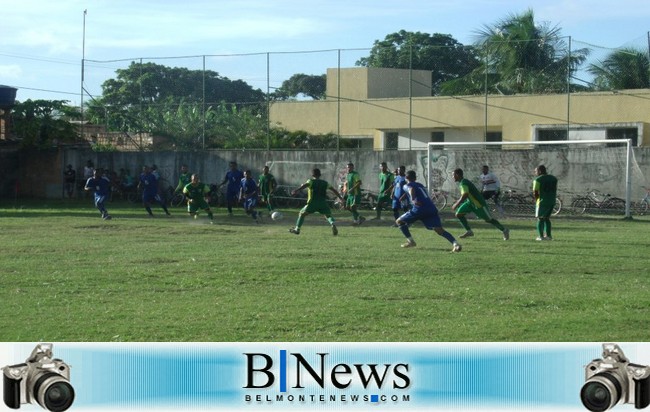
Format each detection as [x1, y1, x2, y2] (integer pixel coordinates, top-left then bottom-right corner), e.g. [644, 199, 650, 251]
[442, 9, 588, 95]
[587, 48, 650, 90]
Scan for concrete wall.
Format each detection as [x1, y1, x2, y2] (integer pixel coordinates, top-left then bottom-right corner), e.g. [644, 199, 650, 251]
[2, 147, 649, 200]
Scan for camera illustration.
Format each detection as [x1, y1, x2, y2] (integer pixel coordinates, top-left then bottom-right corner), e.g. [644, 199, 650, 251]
[3, 343, 74, 412]
[581, 343, 650, 411]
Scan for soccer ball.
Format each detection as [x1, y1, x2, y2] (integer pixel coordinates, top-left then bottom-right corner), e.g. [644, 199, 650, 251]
[271, 211, 283, 221]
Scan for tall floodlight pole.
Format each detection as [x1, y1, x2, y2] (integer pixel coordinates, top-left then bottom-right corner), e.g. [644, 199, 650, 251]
[81, 9, 87, 141]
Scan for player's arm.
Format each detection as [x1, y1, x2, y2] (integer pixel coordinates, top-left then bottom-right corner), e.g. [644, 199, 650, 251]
[328, 185, 344, 201]
[532, 180, 541, 201]
[349, 178, 362, 194]
[84, 178, 92, 191]
[451, 184, 469, 211]
[291, 182, 309, 196]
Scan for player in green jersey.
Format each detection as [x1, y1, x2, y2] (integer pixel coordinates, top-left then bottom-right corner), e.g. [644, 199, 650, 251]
[258, 165, 278, 216]
[182, 174, 214, 223]
[372, 161, 395, 220]
[289, 168, 344, 236]
[532, 165, 558, 241]
[344, 162, 365, 225]
[451, 168, 509, 240]
[174, 164, 192, 194]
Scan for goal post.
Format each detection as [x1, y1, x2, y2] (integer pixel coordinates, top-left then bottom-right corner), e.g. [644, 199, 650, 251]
[427, 139, 639, 218]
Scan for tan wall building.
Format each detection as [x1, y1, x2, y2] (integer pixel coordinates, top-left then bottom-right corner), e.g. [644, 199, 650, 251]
[270, 67, 649, 149]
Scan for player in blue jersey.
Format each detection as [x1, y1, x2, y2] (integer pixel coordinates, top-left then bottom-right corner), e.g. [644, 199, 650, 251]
[389, 165, 411, 224]
[239, 170, 260, 223]
[395, 170, 461, 252]
[219, 161, 245, 216]
[84, 168, 112, 220]
[138, 165, 171, 217]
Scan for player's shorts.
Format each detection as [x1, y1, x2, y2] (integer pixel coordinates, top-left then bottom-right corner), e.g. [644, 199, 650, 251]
[346, 194, 361, 208]
[94, 194, 107, 208]
[398, 209, 442, 230]
[301, 201, 332, 216]
[243, 196, 258, 211]
[377, 193, 391, 205]
[187, 198, 209, 213]
[392, 197, 410, 210]
[482, 190, 501, 203]
[456, 200, 492, 221]
[226, 189, 239, 201]
[536, 200, 555, 218]
[143, 192, 163, 204]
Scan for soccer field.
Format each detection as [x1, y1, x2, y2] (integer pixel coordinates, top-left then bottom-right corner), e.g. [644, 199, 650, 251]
[0, 200, 648, 342]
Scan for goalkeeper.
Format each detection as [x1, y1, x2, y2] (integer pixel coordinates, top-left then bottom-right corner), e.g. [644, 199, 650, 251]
[532, 165, 558, 241]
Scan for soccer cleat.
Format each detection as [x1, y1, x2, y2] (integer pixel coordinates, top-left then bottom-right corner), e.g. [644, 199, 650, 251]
[543, 236, 553, 241]
[102, 214, 112, 220]
[289, 228, 300, 235]
[452, 243, 462, 252]
[459, 231, 474, 238]
[358, 216, 366, 225]
[401, 241, 417, 248]
[535, 236, 544, 241]
[331, 225, 338, 236]
[502, 228, 510, 241]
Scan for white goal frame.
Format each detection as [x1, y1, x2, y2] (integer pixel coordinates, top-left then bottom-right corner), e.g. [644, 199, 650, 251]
[427, 139, 634, 218]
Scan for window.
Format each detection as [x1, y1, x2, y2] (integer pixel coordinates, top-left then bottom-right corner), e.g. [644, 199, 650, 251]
[385, 132, 398, 150]
[607, 128, 638, 147]
[538, 129, 567, 141]
[430, 131, 444, 149]
[485, 131, 502, 150]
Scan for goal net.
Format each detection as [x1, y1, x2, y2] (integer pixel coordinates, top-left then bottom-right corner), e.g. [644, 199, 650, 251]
[427, 139, 646, 218]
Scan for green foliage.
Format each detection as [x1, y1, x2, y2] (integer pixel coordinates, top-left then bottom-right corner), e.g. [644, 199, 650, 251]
[356, 30, 480, 94]
[273, 73, 327, 100]
[0, 201, 648, 341]
[588, 48, 650, 90]
[11, 100, 80, 148]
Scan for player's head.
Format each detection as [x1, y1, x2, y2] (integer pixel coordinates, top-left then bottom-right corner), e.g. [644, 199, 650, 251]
[142, 165, 150, 173]
[347, 162, 354, 172]
[536, 165, 547, 176]
[405, 170, 417, 182]
[312, 168, 321, 178]
[380, 162, 388, 172]
[191, 174, 200, 184]
[263, 165, 270, 174]
[229, 161, 237, 169]
[244, 170, 252, 178]
[180, 164, 188, 173]
[93, 168, 102, 178]
[482, 165, 489, 174]
[453, 168, 464, 182]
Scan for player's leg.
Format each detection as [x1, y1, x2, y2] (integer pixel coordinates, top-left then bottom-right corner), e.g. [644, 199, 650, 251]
[396, 211, 417, 247]
[455, 201, 474, 237]
[475, 207, 508, 238]
[155, 194, 171, 215]
[290, 205, 310, 234]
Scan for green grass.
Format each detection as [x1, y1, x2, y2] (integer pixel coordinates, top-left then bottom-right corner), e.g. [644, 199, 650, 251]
[1, 199, 648, 342]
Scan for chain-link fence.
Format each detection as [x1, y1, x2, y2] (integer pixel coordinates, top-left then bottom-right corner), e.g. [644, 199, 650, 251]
[80, 33, 650, 151]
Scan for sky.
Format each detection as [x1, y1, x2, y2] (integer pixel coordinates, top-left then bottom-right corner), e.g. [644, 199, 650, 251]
[1, 0, 649, 105]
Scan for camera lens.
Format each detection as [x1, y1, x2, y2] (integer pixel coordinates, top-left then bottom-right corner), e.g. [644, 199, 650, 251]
[581, 373, 622, 412]
[33, 373, 75, 412]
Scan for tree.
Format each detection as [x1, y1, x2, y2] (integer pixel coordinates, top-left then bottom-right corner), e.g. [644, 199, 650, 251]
[85, 62, 266, 133]
[274, 73, 326, 100]
[587, 48, 650, 90]
[356, 30, 480, 94]
[452, 9, 589, 95]
[11, 100, 80, 148]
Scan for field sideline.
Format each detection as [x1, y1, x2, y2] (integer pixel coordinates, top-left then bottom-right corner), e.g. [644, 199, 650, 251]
[1, 199, 648, 342]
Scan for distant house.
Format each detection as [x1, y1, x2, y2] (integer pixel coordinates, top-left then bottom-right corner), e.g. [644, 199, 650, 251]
[270, 67, 649, 148]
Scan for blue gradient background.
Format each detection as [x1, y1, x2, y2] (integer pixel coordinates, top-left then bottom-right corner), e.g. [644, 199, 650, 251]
[6, 343, 622, 410]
